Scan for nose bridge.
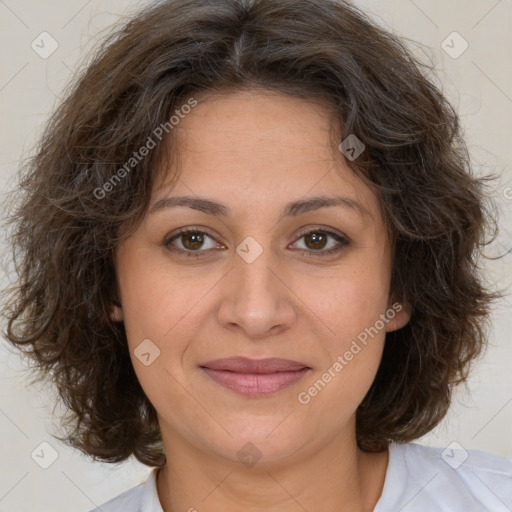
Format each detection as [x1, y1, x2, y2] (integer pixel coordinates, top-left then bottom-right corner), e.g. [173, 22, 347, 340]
[233, 235, 280, 312]
[217, 234, 296, 338]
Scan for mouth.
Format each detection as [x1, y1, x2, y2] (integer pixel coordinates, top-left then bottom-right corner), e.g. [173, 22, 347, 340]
[199, 357, 312, 397]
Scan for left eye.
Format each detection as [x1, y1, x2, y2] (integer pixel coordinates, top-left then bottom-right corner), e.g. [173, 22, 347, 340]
[291, 229, 349, 255]
[164, 228, 350, 257]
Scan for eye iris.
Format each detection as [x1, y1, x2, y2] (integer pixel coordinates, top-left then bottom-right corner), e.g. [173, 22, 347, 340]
[305, 231, 327, 250]
[182, 231, 204, 250]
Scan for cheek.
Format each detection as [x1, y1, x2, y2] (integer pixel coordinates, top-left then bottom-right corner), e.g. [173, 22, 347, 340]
[116, 256, 220, 399]
[291, 252, 391, 399]
[296, 273, 389, 418]
[298, 264, 391, 345]
[117, 256, 199, 347]
[117, 262, 197, 416]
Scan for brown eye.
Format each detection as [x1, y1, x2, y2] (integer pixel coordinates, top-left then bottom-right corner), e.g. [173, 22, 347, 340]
[304, 231, 328, 250]
[180, 231, 206, 250]
[164, 228, 222, 257]
[291, 229, 350, 256]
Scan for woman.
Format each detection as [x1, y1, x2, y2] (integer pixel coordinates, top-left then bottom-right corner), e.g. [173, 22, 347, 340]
[3, 0, 511, 510]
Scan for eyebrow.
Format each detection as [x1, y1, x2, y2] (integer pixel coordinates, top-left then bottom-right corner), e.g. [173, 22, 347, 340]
[149, 194, 370, 218]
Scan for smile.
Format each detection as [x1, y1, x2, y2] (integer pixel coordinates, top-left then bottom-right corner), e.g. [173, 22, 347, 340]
[198, 356, 312, 397]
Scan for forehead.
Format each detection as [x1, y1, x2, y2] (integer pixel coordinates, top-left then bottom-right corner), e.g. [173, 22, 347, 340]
[152, 89, 380, 221]
[172, 88, 338, 159]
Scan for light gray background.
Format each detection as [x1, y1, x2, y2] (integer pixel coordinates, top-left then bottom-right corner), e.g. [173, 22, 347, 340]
[1, 1, 511, 510]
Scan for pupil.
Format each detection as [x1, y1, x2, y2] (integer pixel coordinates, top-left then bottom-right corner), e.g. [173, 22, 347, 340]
[306, 232, 326, 250]
[183, 232, 204, 250]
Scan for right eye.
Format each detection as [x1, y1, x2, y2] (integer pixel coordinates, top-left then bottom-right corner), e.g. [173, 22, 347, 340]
[163, 227, 226, 257]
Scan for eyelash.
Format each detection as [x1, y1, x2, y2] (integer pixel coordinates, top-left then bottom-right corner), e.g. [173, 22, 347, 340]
[163, 226, 350, 258]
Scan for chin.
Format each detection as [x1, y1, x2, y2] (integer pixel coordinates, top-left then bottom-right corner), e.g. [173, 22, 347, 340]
[209, 421, 310, 467]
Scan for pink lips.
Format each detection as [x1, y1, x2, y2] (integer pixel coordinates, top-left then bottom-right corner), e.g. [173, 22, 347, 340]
[199, 357, 311, 396]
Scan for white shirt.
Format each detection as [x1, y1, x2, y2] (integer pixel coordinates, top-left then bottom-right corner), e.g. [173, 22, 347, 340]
[90, 442, 512, 511]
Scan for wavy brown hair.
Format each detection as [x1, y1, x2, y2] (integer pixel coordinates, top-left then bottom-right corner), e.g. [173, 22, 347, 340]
[2, 0, 499, 467]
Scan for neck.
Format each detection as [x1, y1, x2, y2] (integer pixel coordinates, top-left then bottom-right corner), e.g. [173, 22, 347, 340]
[156, 428, 388, 512]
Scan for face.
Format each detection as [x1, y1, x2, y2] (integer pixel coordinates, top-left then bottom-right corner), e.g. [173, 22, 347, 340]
[111, 89, 410, 467]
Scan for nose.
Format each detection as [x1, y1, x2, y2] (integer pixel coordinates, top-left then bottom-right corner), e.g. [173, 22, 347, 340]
[216, 242, 297, 340]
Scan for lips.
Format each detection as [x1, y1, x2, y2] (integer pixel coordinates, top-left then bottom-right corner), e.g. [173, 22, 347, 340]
[199, 357, 311, 396]
[199, 356, 309, 373]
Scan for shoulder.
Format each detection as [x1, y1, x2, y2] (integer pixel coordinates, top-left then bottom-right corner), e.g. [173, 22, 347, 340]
[377, 441, 512, 512]
[88, 469, 162, 512]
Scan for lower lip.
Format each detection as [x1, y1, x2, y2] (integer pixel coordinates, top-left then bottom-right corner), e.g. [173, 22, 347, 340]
[200, 367, 311, 396]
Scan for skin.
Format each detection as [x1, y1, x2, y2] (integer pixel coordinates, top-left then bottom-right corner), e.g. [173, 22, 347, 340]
[110, 89, 411, 512]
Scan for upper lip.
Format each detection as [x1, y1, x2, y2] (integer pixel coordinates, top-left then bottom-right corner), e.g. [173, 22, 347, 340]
[200, 357, 310, 374]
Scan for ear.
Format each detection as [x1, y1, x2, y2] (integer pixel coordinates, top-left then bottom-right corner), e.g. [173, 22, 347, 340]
[385, 295, 411, 333]
[109, 300, 124, 322]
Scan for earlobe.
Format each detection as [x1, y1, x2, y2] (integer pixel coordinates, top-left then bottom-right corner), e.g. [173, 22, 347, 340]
[109, 301, 123, 322]
[385, 299, 412, 333]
